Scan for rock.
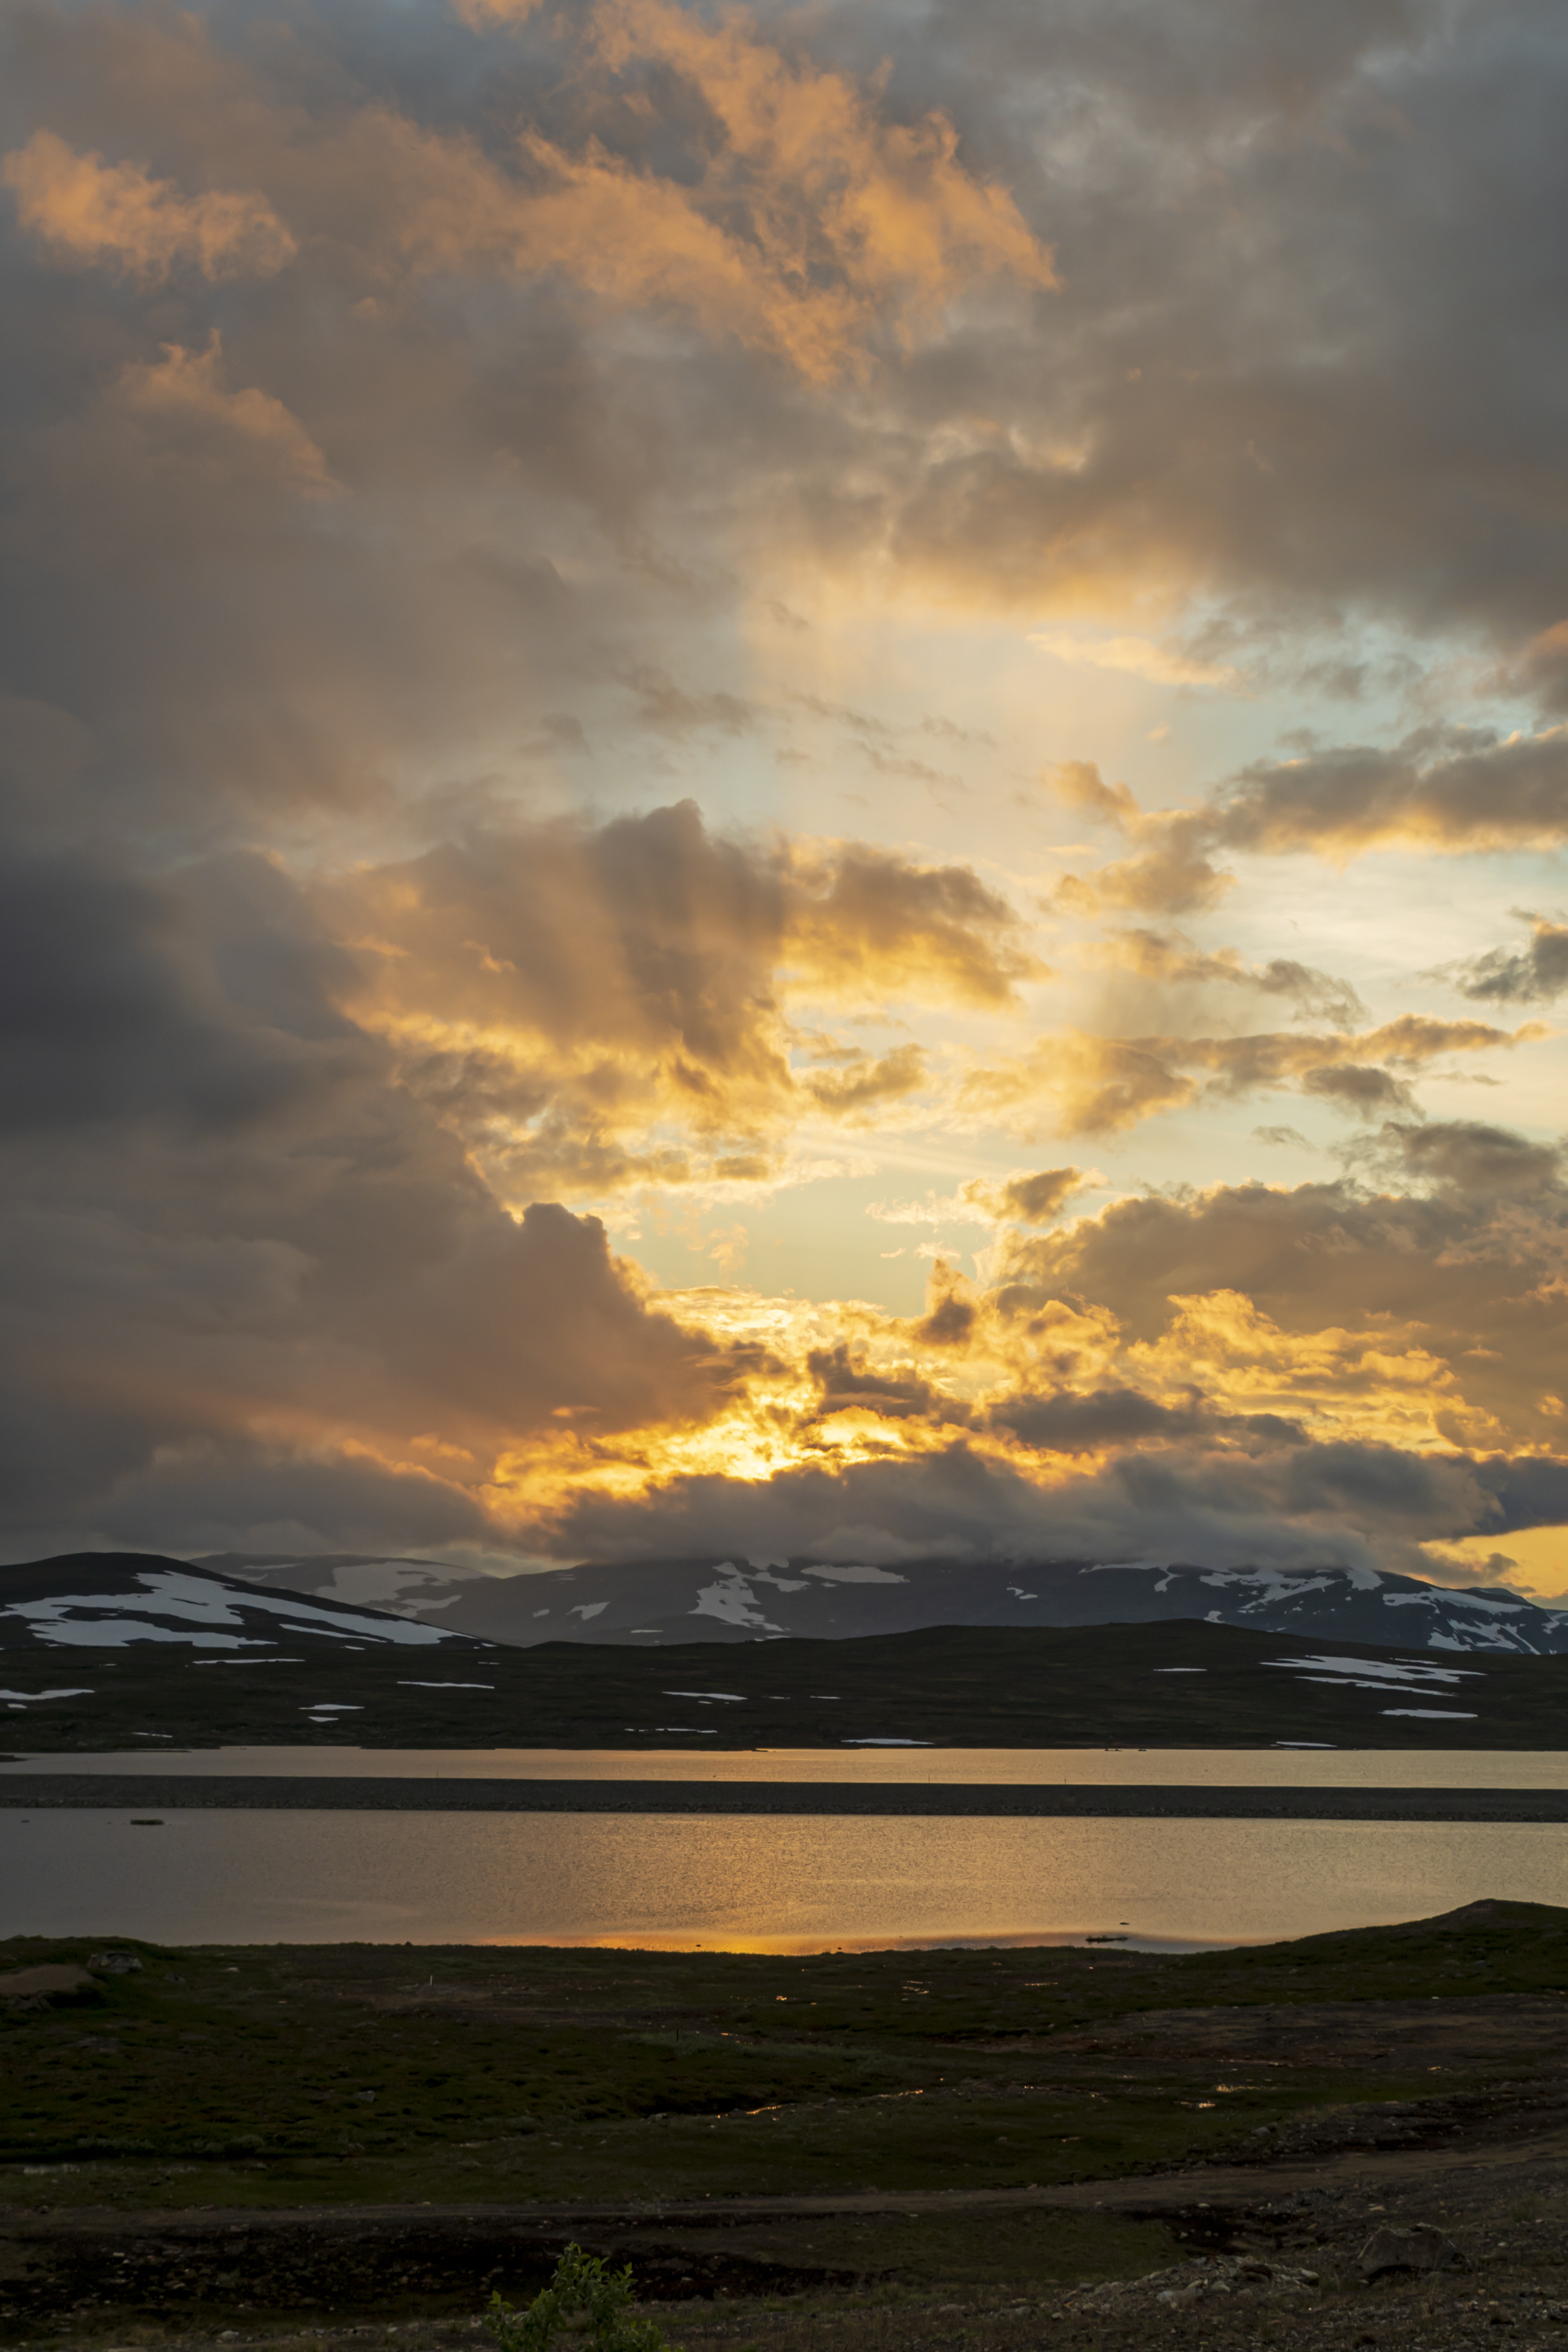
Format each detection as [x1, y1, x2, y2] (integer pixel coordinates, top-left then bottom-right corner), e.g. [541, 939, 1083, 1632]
[1076, 2256, 1321, 2314]
[1358, 2223, 1463, 2278]
[0, 1964, 96, 2001]
[88, 1951, 142, 1974]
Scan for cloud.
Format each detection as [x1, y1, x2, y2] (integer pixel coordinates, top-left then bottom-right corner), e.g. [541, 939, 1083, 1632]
[1044, 760, 1142, 834]
[5, 837, 1566, 1577]
[913, 1261, 979, 1348]
[807, 1342, 967, 1425]
[800, 1043, 928, 1117]
[114, 335, 337, 498]
[1030, 631, 1236, 688]
[2, 0, 1568, 1588]
[1300, 1062, 1417, 1116]
[1090, 928, 1365, 1027]
[0, 847, 350, 1139]
[314, 802, 1040, 1195]
[0, 839, 771, 1555]
[993, 1166, 1090, 1223]
[1253, 1124, 1311, 1150]
[1051, 727, 1568, 909]
[956, 1014, 1544, 1139]
[1363, 1118, 1563, 1198]
[2, 129, 296, 281]
[1216, 728, 1568, 858]
[587, 0, 1059, 365]
[986, 1152, 1568, 1471]
[990, 1385, 1216, 1454]
[1449, 913, 1568, 1005]
[500, 1432, 1568, 1588]
[959, 1033, 1200, 1138]
[1051, 806, 1235, 917]
[781, 842, 1043, 1007]
[367, 0, 1058, 383]
[868, 1164, 1091, 1229]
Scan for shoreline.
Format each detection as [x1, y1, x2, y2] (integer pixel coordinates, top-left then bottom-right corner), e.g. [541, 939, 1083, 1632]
[5, 1776, 1568, 1819]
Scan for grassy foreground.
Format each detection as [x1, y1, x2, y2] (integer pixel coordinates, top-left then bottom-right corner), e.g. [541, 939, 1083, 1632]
[3, 1901, 1567, 2212]
[6, 1904, 1568, 2346]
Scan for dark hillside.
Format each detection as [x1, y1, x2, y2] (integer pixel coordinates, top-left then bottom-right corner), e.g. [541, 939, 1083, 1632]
[2, 1615, 1564, 1749]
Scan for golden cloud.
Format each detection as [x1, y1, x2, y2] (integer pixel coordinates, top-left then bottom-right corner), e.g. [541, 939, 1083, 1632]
[781, 840, 1044, 1006]
[958, 1033, 1199, 1138]
[957, 1015, 1547, 1138]
[405, 0, 1057, 379]
[2, 129, 296, 281]
[868, 1165, 1091, 1229]
[799, 1043, 929, 1118]
[452, 1143, 1568, 1538]
[1030, 630, 1236, 688]
[1050, 729, 1568, 911]
[317, 804, 1039, 1196]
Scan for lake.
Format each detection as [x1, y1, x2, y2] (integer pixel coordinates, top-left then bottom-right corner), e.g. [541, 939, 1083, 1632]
[3, 1806, 1565, 1951]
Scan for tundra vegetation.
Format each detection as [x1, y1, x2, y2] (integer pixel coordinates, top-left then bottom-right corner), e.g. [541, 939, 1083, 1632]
[3, 1904, 1568, 2352]
[3, 1623, 1567, 1748]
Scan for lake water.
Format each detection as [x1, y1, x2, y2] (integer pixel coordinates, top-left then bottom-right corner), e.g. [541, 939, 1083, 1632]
[2, 1808, 1565, 1951]
[7, 1746, 1568, 1786]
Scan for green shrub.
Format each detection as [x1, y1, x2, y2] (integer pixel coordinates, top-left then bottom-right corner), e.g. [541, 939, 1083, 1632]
[488, 2245, 677, 2352]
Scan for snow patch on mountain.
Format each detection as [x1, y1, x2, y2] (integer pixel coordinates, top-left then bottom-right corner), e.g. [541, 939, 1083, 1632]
[0, 1555, 480, 1653]
[1264, 1654, 1483, 1687]
[9, 1568, 452, 1650]
[691, 1568, 785, 1632]
[802, 1563, 909, 1584]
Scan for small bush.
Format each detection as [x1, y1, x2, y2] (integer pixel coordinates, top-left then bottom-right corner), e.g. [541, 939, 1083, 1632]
[488, 2246, 677, 2352]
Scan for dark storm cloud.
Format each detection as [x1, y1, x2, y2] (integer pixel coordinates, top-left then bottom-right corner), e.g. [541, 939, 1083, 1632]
[0, 848, 346, 1134]
[643, 0, 1557, 716]
[992, 1387, 1207, 1452]
[9, 0, 1565, 788]
[519, 1434, 1568, 1584]
[806, 1345, 967, 1425]
[0, 830, 762, 1552]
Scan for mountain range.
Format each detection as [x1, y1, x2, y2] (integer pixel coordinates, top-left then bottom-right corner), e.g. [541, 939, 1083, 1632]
[2, 1552, 1565, 1748]
[189, 1549, 1568, 1655]
[0, 1552, 485, 1657]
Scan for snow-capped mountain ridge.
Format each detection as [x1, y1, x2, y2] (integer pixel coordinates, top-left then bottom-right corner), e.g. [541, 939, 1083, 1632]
[191, 1549, 1568, 1654]
[0, 1555, 488, 1653]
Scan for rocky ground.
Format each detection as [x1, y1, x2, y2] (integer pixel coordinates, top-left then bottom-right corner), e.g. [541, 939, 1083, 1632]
[12, 2140, 1568, 2352]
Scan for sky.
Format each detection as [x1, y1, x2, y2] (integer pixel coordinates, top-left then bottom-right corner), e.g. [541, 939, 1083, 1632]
[3, 0, 1568, 1596]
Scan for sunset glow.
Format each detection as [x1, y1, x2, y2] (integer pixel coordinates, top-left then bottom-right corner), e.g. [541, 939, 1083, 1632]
[4, 0, 1568, 1598]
